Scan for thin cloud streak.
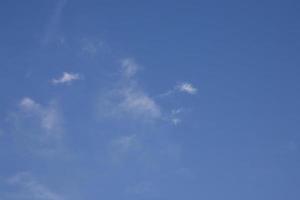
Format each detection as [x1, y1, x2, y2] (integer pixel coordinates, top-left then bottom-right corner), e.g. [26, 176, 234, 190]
[42, 0, 67, 45]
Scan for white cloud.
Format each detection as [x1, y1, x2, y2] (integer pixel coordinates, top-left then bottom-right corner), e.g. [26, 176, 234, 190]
[52, 72, 81, 85]
[177, 82, 197, 95]
[98, 87, 161, 122]
[7, 172, 64, 200]
[98, 58, 196, 125]
[157, 82, 198, 98]
[9, 97, 64, 154]
[19, 97, 63, 136]
[20, 97, 40, 111]
[119, 86, 161, 120]
[98, 58, 161, 121]
[119, 59, 161, 120]
[121, 58, 139, 78]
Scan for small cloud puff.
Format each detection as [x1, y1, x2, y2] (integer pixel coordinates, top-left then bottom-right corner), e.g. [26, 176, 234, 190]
[52, 72, 81, 85]
[157, 82, 198, 98]
[177, 82, 197, 95]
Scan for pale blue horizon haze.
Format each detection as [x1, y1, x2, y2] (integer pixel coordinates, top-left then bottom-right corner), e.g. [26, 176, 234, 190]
[0, 0, 300, 200]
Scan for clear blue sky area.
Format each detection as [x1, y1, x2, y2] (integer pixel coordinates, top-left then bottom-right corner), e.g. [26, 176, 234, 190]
[0, 0, 300, 199]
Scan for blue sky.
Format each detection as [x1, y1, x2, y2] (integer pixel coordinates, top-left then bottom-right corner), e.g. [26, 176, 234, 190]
[0, 0, 300, 199]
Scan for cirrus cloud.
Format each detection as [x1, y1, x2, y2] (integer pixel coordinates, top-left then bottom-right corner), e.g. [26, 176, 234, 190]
[98, 58, 161, 121]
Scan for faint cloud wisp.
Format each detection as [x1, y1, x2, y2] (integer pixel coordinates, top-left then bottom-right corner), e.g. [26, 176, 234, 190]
[8, 97, 64, 154]
[7, 172, 64, 200]
[42, 0, 68, 45]
[121, 58, 139, 78]
[98, 58, 161, 121]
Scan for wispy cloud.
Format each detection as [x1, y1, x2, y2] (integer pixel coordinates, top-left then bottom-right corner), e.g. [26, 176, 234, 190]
[97, 58, 198, 126]
[157, 82, 198, 98]
[52, 72, 81, 85]
[42, 0, 67, 45]
[8, 97, 64, 154]
[121, 58, 139, 78]
[96, 56, 198, 127]
[19, 97, 40, 111]
[119, 59, 161, 119]
[19, 97, 63, 136]
[119, 85, 161, 119]
[98, 58, 161, 121]
[7, 172, 64, 200]
[171, 118, 181, 125]
[177, 82, 197, 95]
[169, 108, 183, 125]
